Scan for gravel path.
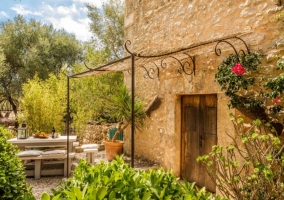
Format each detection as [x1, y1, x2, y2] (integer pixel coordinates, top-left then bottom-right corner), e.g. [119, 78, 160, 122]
[27, 151, 158, 200]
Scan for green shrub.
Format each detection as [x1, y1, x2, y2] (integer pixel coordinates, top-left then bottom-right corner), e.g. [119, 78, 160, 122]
[0, 126, 15, 140]
[20, 74, 66, 134]
[0, 128, 33, 199]
[42, 156, 224, 200]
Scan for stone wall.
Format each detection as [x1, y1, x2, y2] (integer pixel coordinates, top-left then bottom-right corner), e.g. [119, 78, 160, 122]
[123, 0, 284, 176]
[78, 123, 115, 145]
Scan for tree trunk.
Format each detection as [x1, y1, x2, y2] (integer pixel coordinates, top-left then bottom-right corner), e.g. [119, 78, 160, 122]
[112, 122, 129, 142]
[8, 95, 18, 127]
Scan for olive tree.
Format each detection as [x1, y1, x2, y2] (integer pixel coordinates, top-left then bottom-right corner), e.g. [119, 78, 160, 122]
[0, 15, 83, 116]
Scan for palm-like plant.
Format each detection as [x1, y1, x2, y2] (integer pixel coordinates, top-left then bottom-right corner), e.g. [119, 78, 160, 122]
[106, 85, 146, 142]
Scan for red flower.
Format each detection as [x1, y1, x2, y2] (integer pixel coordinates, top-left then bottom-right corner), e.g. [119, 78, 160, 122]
[273, 95, 281, 104]
[232, 63, 246, 75]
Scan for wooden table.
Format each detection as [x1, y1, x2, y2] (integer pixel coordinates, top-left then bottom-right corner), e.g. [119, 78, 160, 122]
[8, 136, 77, 179]
[8, 135, 77, 152]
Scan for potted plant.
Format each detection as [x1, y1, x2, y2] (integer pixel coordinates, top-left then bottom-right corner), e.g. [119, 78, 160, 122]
[103, 84, 146, 161]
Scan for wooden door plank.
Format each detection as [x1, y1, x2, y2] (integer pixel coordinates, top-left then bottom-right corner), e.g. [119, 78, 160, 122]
[181, 94, 217, 193]
[199, 95, 217, 192]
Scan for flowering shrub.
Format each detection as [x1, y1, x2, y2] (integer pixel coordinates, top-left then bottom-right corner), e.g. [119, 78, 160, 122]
[215, 53, 262, 109]
[215, 53, 284, 130]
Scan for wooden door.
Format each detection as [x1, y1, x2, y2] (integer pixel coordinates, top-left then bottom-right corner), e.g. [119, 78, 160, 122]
[181, 95, 217, 192]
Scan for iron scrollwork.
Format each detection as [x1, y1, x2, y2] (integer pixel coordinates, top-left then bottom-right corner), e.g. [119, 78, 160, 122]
[124, 40, 195, 80]
[161, 53, 195, 76]
[124, 36, 250, 80]
[214, 36, 250, 61]
[141, 62, 160, 79]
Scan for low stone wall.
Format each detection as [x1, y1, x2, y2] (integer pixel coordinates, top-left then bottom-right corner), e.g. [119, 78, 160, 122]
[78, 123, 116, 145]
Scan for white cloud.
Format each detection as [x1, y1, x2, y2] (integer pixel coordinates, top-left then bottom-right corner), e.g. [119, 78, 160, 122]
[46, 5, 54, 12]
[79, 7, 88, 13]
[47, 16, 92, 42]
[0, 11, 9, 18]
[73, 0, 103, 7]
[57, 4, 78, 16]
[5, 0, 102, 42]
[43, 2, 93, 41]
[11, 5, 42, 17]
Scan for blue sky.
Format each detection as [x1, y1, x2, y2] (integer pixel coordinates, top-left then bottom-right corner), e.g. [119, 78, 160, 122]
[0, 0, 103, 42]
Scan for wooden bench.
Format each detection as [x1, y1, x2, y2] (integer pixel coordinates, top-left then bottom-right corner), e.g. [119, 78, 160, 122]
[20, 152, 75, 179]
[20, 156, 42, 180]
[25, 145, 67, 150]
[81, 144, 99, 164]
[41, 152, 75, 177]
[83, 148, 98, 164]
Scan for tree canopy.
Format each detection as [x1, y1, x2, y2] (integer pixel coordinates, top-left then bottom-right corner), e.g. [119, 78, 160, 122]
[67, 0, 126, 127]
[86, 0, 125, 63]
[0, 15, 83, 115]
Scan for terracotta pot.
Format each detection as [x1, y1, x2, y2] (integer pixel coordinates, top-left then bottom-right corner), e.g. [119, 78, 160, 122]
[104, 140, 124, 161]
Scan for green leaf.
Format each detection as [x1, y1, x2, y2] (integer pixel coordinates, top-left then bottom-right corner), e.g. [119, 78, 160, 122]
[64, 190, 77, 200]
[103, 175, 110, 185]
[109, 191, 116, 200]
[141, 192, 151, 200]
[164, 195, 172, 200]
[96, 187, 107, 200]
[251, 132, 258, 139]
[40, 193, 50, 200]
[237, 118, 244, 124]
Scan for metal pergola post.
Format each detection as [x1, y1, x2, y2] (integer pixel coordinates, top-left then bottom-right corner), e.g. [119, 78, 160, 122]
[131, 54, 135, 168]
[66, 76, 70, 177]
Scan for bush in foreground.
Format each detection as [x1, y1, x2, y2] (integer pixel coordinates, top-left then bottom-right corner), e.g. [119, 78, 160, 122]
[198, 114, 284, 199]
[40, 156, 225, 200]
[0, 127, 33, 199]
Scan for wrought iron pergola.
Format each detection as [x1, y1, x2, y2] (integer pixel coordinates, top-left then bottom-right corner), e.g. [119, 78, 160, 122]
[65, 34, 251, 176]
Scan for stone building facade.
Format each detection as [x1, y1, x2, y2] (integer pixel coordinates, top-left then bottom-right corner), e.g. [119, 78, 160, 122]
[121, 0, 284, 191]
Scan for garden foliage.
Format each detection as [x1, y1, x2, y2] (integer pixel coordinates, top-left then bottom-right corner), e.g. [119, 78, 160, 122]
[198, 114, 284, 199]
[0, 125, 15, 139]
[20, 74, 67, 134]
[0, 127, 32, 199]
[41, 156, 224, 200]
[104, 84, 146, 142]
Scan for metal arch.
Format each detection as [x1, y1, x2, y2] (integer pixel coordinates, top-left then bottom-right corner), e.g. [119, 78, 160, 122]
[214, 37, 251, 61]
[125, 40, 196, 79]
[235, 36, 251, 54]
[84, 61, 93, 70]
[215, 40, 239, 57]
[161, 56, 184, 72]
[125, 36, 250, 60]
[160, 54, 195, 76]
[124, 36, 250, 80]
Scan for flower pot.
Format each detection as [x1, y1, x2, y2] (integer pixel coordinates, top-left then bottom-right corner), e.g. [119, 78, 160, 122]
[104, 140, 124, 161]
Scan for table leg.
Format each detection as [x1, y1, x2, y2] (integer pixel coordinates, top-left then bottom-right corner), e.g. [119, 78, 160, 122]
[34, 160, 41, 180]
[64, 157, 73, 177]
